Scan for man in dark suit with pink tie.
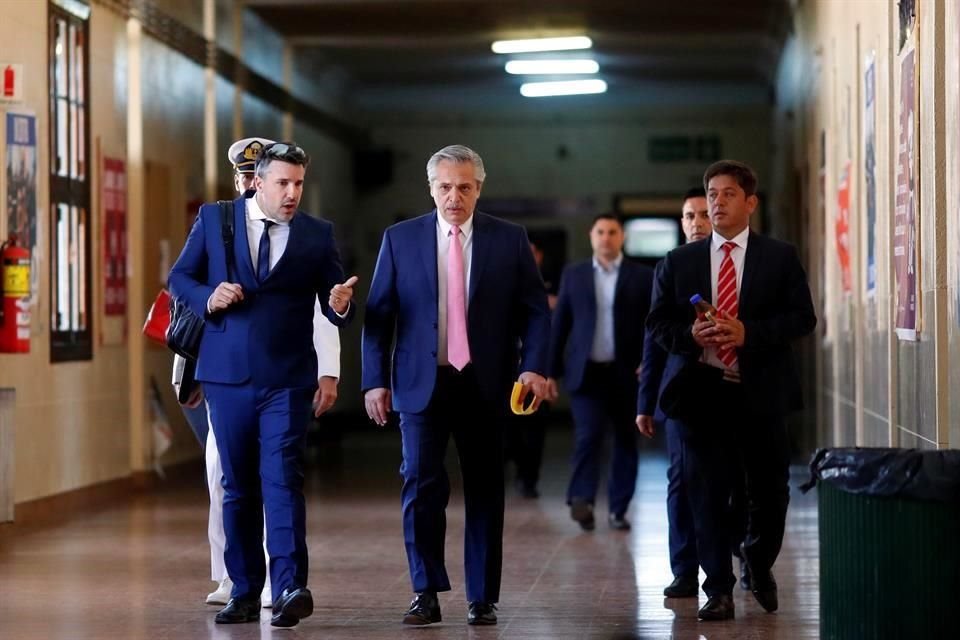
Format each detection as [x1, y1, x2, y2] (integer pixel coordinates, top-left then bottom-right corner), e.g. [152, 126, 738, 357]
[361, 145, 550, 627]
[646, 160, 816, 621]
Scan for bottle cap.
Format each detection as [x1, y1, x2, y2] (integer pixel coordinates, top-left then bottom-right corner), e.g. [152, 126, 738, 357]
[689, 294, 703, 304]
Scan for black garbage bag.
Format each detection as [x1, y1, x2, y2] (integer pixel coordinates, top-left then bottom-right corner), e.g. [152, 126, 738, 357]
[800, 447, 960, 503]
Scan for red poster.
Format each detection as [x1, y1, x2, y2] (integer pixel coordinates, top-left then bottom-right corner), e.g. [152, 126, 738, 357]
[103, 157, 127, 316]
[836, 161, 852, 294]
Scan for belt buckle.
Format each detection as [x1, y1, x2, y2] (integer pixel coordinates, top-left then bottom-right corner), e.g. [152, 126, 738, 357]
[722, 369, 741, 384]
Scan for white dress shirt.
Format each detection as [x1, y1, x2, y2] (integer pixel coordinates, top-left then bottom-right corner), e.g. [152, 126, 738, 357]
[436, 213, 474, 366]
[703, 227, 749, 371]
[590, 254, 622, 363]
[246, 194, 290, 274]
[312, 300, 340, 379]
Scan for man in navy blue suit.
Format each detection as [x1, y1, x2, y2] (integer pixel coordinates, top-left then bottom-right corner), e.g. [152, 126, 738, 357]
[646, 160, 816, 621]
[545, 214, 654, 532]
[169, 142, 356, 628]
[361, 145, 550, 627]
[637, 187, 712, 598]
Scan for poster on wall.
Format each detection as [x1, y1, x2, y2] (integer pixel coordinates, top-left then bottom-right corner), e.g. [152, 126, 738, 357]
[102, 157, 127, 316]
[894, 40, 919, 341]
[864, 53, 878, 297]
[836, 161, 852, 294]
[5, 111, 39, 303]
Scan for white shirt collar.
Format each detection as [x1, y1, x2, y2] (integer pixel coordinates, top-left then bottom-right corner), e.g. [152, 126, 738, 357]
[711, 227, 750, 252]
[592, 253, 624, 273]
[436, 210, 474, 239]
[248, 194, 290, 226]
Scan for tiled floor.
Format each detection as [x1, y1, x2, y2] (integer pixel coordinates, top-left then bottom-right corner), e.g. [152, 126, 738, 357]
[0, 426, 819, 639]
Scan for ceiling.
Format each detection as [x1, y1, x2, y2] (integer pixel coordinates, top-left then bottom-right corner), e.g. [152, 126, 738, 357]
[248, 0, 793, 111]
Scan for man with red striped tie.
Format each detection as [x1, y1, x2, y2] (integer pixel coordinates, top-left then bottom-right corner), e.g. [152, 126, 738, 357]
[645, 160, 816, 622]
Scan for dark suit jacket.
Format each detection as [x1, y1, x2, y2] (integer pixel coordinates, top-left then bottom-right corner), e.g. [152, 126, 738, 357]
[168, 195, 352, 389]
[361, 210, 550, 414]
[548, 258, 654, 393]
[646, 232, 816, 418]
[637, 260, 669, 418]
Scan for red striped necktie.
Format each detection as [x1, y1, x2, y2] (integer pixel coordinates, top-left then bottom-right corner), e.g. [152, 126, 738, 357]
[716, 241, 738, 369]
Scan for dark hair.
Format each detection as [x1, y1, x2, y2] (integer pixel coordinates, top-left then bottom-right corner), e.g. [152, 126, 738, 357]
[591, 212, 623, 228]
[703, 160, 758, 197]
[255, 141, 310, 178]
[682, 187, 706, 202]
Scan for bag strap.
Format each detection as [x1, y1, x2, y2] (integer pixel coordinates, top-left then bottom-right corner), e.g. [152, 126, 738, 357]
[217, 200, 236, 281]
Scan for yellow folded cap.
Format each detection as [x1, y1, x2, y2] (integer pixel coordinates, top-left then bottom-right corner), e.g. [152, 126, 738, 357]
[510, 381, 540, 416]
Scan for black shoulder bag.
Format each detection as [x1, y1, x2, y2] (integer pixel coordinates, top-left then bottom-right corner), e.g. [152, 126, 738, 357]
[166, 201, 236, 360]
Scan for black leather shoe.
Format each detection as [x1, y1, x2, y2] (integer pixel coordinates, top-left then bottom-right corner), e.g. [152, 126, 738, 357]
[570, 499, 595, 531]
[740, 542, 778, 612]
[467, 602, 498, 625]
[608, 513, 631, 531]
[403, 592, 441, 625]
[215, 597, 261, 624]
[739, 556, 752, 591]
[663, 575, 699, 598]
[270, 587, 314, 628]
[697, 594, 735, 621]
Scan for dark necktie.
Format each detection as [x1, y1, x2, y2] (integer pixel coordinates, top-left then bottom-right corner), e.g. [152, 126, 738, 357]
[257, 219, 275, 283]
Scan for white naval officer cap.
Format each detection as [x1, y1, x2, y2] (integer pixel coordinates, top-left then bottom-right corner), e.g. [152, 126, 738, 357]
[227, 137, 276, 174]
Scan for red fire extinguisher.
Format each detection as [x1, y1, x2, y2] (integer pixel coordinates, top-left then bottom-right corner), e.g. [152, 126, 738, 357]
[0, 234, 31, 353]
[2, 66, 14, 98]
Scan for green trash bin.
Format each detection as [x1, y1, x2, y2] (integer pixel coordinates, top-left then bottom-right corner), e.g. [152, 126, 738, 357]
[809, 448, 960, 640]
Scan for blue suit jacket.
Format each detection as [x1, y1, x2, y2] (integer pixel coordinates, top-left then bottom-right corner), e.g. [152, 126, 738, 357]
[361, 210, 550, 414]
[168, 195, 352, 389]
[548, 259, 654, 393]
[646, 232, 816, 417]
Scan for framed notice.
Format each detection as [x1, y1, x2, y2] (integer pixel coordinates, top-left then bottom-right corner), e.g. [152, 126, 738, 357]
[4, 111, 39, 302]
[894, 39, 919, 340]
[102, 157, 126, 316]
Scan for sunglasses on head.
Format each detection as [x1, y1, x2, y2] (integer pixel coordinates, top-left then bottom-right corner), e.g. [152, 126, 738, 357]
[262, 142, 307, 161]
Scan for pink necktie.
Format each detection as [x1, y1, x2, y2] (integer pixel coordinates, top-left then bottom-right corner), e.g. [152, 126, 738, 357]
[447, 225, 470, 370]
[716, 241, 738, 369]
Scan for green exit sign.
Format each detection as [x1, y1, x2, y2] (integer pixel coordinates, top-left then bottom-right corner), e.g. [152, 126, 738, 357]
[649, 136, 721, 163]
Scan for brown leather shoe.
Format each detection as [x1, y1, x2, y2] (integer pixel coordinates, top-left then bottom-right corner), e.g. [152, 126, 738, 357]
[403, 592, 441, 625]
[697, 594, 735, 621]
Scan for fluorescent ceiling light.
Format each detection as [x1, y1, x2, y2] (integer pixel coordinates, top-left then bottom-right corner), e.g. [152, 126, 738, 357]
[492, 36, 592, 54]
[505, 59, 599, 75]
[520, 79, 608, 98]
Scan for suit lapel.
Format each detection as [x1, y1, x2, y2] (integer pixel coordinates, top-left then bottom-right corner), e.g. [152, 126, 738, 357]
[233, 198, 257, 287]
[697, 239, 712, 304]
[583, 261, 597, 329]
[468, 212, 486, 304]
[419, 212, 439, 304]
[611, 259, 629, 348]
[738, 231, 762, 316]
